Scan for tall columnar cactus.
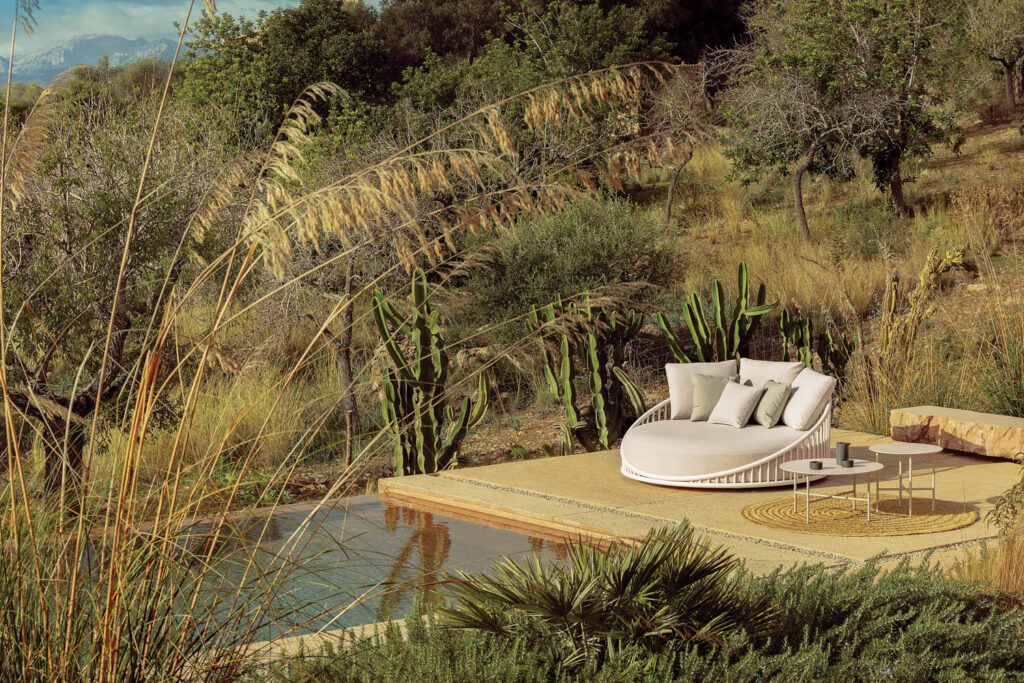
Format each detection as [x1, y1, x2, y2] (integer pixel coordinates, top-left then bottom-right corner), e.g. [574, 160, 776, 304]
[527, 296, 645, 452]
[779, 309, 815, 367]
[373, 269, 487, 476]
[656, 262, 776, 363]
[779, 308, 851, 378]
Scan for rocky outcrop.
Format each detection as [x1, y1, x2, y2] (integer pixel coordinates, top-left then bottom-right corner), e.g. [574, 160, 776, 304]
[890, 406, 1024, 461]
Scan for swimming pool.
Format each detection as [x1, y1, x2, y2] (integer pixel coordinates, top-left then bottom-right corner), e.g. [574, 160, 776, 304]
[204, 494, 562, 640]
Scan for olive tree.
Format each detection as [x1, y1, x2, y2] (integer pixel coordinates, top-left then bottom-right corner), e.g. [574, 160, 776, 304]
[966, 0, 1024, 113]
[722, 0, 965, 222]
[2, 67, 227, 492]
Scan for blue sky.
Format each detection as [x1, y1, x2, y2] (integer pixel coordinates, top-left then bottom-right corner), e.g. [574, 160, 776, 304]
[0, 0, 299, 54]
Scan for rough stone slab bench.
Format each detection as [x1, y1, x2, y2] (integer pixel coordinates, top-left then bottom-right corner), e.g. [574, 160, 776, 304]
[890, 406, 1024, 461]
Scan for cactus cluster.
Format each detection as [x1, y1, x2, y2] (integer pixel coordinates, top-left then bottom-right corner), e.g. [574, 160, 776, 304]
[527, 297, 645, 452]
[779, 309, 815, 367]
[656, 262, 776, 363]
[373, 269, 487, 476]
[779, 308, 851, 378]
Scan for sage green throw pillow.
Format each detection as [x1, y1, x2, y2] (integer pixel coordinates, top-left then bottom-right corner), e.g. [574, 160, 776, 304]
[753, 380, 793, 428]
[690, 373, 738, 422]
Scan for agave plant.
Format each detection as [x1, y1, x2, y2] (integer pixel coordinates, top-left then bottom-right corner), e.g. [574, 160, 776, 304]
[439, 525, 776, 663]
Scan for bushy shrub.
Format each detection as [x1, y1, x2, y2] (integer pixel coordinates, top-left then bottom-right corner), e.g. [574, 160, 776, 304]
[455, 198, 679, 345]
[270, 557, 1024, 682]
[826, 201, 907, 263]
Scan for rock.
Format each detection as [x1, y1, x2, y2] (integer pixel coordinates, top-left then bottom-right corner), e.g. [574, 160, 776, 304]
[890, 405, 1024, 461]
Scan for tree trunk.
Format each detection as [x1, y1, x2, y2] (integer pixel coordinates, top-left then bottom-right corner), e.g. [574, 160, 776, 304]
[664, 164, 685, 229]
[1003, 60, 1017, 115]
[792, 141, 819, 241]
[42, 419, 86, 495]
[888, 155, 913, 218]
[339, 258, 361, 463]
[1017, 56, 1024, 102]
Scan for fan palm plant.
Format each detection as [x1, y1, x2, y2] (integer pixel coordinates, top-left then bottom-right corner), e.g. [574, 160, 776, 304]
[439, 525, 776, 664]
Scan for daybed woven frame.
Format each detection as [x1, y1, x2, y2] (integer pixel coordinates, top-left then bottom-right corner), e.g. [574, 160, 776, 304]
[620, 399, 831, 489]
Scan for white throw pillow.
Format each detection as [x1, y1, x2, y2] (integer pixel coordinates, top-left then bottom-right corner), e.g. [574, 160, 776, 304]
[781, 368, 837, 430]
[666, 360, 738, 420]
[739, 358, 804, 388]
[708, 382, 765, 429]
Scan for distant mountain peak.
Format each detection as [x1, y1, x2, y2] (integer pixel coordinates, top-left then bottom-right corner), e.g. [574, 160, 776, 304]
[3, 35, 177, 85]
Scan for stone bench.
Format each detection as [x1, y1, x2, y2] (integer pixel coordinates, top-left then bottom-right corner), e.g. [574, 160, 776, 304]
[890, 406, 1024, 461]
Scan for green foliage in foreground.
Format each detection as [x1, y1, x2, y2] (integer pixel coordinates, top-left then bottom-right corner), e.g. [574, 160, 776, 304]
[268, 557, 1024, 682]
[373, 268, 488, 476]
[440, 524, 774, 659]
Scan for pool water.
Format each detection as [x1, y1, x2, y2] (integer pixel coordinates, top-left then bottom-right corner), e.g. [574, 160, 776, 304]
[203, 494, 563, 640]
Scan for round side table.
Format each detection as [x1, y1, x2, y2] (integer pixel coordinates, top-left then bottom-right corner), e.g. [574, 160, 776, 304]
[868, 442, 943, 516]
[780, 459, 885, 523]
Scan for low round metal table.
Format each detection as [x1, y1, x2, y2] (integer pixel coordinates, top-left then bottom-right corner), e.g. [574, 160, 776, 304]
[780, 458, 885, 523]
[868, 442, 943, 516]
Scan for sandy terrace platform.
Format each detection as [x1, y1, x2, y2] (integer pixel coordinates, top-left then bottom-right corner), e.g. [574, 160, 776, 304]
[379, 429, 1019, 573]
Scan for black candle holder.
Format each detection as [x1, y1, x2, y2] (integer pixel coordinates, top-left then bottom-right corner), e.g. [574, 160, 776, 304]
[839, 459, 854, 468]
[809, 460, 823, 470]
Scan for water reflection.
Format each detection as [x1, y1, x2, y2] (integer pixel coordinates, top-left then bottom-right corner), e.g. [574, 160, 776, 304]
[202, 495, 563, 639]
[376, 507, 452, 621]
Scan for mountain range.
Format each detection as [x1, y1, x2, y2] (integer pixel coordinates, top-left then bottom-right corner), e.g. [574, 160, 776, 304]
[1, 35, 177, 85]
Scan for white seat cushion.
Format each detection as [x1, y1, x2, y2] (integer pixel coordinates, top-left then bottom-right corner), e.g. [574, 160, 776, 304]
[738, 358, 804, 388]
[708, 382, 764, 429]
[621, 420, 808, 479]
[665, 360, 737, 420]
[781, 368, 836, 431]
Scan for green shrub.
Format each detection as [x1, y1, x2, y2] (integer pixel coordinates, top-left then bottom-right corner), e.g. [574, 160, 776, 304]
[826, 201, 906, 263]
[439, 525, 773, 661]
[272, 558, 1024, 682]
[260, 615, 664, 682]
[456, 198, 679, 345]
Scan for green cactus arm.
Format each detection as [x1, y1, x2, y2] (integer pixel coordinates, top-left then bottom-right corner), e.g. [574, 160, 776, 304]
[655, 312, 691, 363]
[440, 396, 474, 465]
[744, 300, 778, 316]
[373, 291, 414, 379]
[714, 325, 728, 362]
[414, 387, 438, 473]
[411, 267, 428, 308]
[557, 335, 580, 426]
[541, 349, 560, 396]
[683, 296, 710, 362]
[467, 374, 489, 428]
[688, 294, 710, 341]
[555, 423, 574, 456]
[426, 309, 447, 385]
[612, 366, 646, 416]
[584, 332, 608, 449]
[712, 280, 727, 335]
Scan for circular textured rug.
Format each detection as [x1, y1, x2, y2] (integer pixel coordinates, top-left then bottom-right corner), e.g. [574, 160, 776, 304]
[741, 495, 978, 537]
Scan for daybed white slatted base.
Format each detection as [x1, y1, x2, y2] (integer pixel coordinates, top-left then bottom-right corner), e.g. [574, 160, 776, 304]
[620, 399, 831, 489]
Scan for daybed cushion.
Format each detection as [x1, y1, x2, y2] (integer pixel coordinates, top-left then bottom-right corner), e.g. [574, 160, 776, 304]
[621, 420, 809, 479]
[690, 373, 738, 422]
[782, 368, 836, 431]
[709, 382, 764, 429]
[753, 380, 792, 428]
[739, 358, 804, 388]
[666, 360, 737, 420]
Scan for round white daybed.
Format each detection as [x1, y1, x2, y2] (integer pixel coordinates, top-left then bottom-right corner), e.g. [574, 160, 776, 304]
[620, 359, 835, 489]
